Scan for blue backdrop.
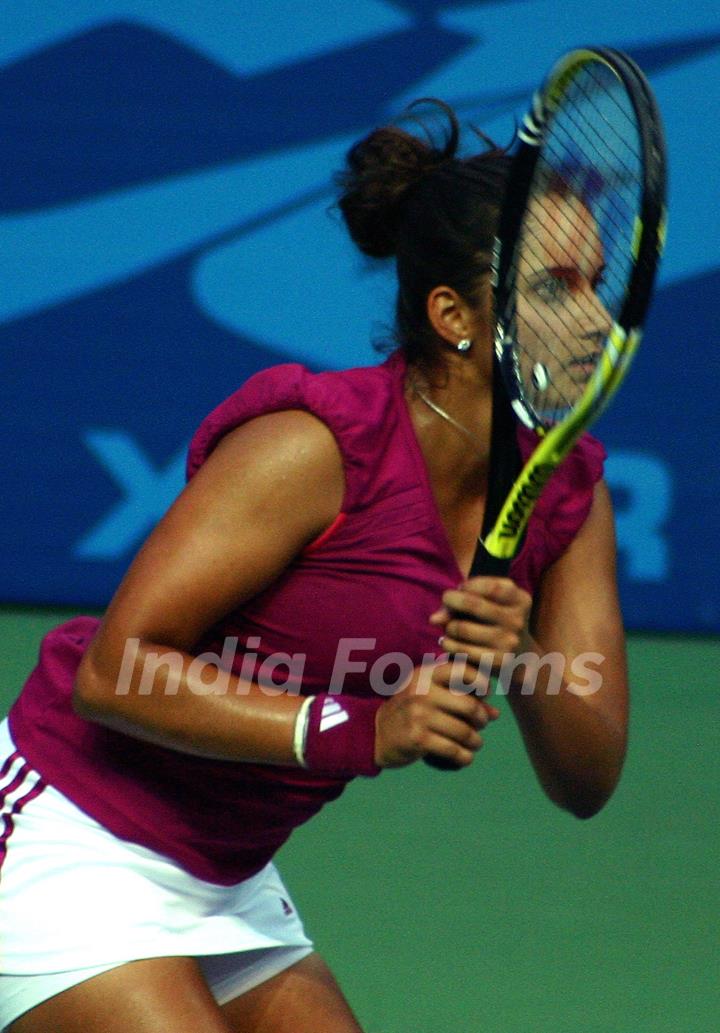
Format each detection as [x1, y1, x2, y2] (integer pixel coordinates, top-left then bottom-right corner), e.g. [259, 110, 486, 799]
[1, 3, 718, 631]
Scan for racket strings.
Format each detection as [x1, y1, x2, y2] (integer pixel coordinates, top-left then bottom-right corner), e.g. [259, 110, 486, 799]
[510, 62, 643, 426]
[565, 65, 640, 181]
[556, 68, 642, 267]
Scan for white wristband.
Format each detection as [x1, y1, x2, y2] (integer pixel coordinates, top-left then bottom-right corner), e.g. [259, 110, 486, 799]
[292, 695, 316, 768]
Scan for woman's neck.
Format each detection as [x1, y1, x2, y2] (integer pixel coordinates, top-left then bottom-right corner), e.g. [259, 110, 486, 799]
[404, 357, 494, 498]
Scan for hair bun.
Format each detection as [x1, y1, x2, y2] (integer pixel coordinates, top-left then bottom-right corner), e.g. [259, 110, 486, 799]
[336, 102, 459, 259]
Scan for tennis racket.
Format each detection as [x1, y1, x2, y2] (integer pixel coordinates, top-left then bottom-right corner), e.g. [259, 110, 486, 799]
[477, 45, 667, 572]
[426, 46, 667, 770]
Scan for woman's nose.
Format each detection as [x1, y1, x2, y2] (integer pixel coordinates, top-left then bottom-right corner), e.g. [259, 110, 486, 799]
[579, 282, 613, 340]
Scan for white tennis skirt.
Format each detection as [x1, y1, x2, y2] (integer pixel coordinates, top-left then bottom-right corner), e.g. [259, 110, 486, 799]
[0, 719, 313, 1030]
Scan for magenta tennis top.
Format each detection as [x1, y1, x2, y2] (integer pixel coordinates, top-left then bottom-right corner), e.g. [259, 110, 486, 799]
[9, 353, 605, 885]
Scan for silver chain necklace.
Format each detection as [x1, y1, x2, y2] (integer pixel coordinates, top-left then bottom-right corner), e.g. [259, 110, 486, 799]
[410, 383, 481, 450]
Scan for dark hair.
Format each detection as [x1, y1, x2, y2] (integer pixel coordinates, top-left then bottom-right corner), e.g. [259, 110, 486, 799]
[336, 100, 511, 372]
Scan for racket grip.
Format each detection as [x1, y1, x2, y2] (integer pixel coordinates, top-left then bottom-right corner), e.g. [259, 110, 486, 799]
[422, 541, 511, 773]
[423, 754, 465, 772]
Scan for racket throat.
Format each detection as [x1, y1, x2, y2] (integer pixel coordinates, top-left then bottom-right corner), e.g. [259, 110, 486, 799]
[482, 458, 556, 559]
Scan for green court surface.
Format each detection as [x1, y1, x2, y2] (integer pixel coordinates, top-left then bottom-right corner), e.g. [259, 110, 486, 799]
[1, 606, 718, 1033]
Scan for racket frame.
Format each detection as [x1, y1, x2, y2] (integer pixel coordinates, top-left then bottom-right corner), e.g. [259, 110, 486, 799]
[483, 46, 667, 562]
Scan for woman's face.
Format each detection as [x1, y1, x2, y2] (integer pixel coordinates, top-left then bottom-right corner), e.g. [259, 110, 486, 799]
[515, 190, 612, 416]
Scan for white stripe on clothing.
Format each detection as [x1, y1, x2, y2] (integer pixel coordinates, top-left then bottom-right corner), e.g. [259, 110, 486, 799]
[0, 718, 313, 1030]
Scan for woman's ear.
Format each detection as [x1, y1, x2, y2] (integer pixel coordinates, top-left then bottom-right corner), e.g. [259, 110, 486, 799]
[426, 285, 474, 346]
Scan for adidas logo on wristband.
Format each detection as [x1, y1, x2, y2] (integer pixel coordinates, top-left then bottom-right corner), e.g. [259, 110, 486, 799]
[318, 698, 349, 732]
[298, 693, 384, 779]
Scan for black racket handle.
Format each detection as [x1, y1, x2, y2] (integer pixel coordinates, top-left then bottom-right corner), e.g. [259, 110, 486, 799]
[424, 753, 466, 772]
[424, 543, 512, 771]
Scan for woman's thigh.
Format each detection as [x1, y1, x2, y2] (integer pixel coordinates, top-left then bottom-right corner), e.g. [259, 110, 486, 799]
[8, 957, 234, 1033]
[221, 952, 364, 1033]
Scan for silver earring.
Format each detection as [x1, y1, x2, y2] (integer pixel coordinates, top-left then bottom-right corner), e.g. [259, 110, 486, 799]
[456, 338, 472, 353]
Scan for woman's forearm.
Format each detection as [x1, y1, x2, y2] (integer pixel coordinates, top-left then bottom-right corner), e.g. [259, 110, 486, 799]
[74, 639, 303, 764]
[505, 645, 628, 818]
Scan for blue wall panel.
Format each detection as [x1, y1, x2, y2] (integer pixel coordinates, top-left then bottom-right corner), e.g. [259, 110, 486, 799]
[1, 3, 718, 630]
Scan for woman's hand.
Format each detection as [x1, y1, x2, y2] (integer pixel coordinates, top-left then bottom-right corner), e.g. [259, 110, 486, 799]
[430, 576, 534, 675]
[374, 657, 500, 769]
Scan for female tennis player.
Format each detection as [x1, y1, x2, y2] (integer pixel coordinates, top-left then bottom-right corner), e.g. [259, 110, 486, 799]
[0, 105, 628, 1032]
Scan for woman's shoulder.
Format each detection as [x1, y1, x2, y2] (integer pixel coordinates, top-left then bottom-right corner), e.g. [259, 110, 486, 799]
[186, 356, 403, 506]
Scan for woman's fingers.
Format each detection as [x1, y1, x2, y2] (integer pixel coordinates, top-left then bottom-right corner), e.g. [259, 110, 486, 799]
[433, 577, 533, 663]
[374, 659, 500, 769]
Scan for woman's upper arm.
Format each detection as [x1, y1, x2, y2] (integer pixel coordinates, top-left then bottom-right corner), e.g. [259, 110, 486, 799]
[87, 408, 344, 673]
[531, 479, 629, 727]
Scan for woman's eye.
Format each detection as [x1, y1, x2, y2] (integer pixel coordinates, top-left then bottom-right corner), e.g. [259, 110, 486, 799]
[534, 275, 568, 302]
